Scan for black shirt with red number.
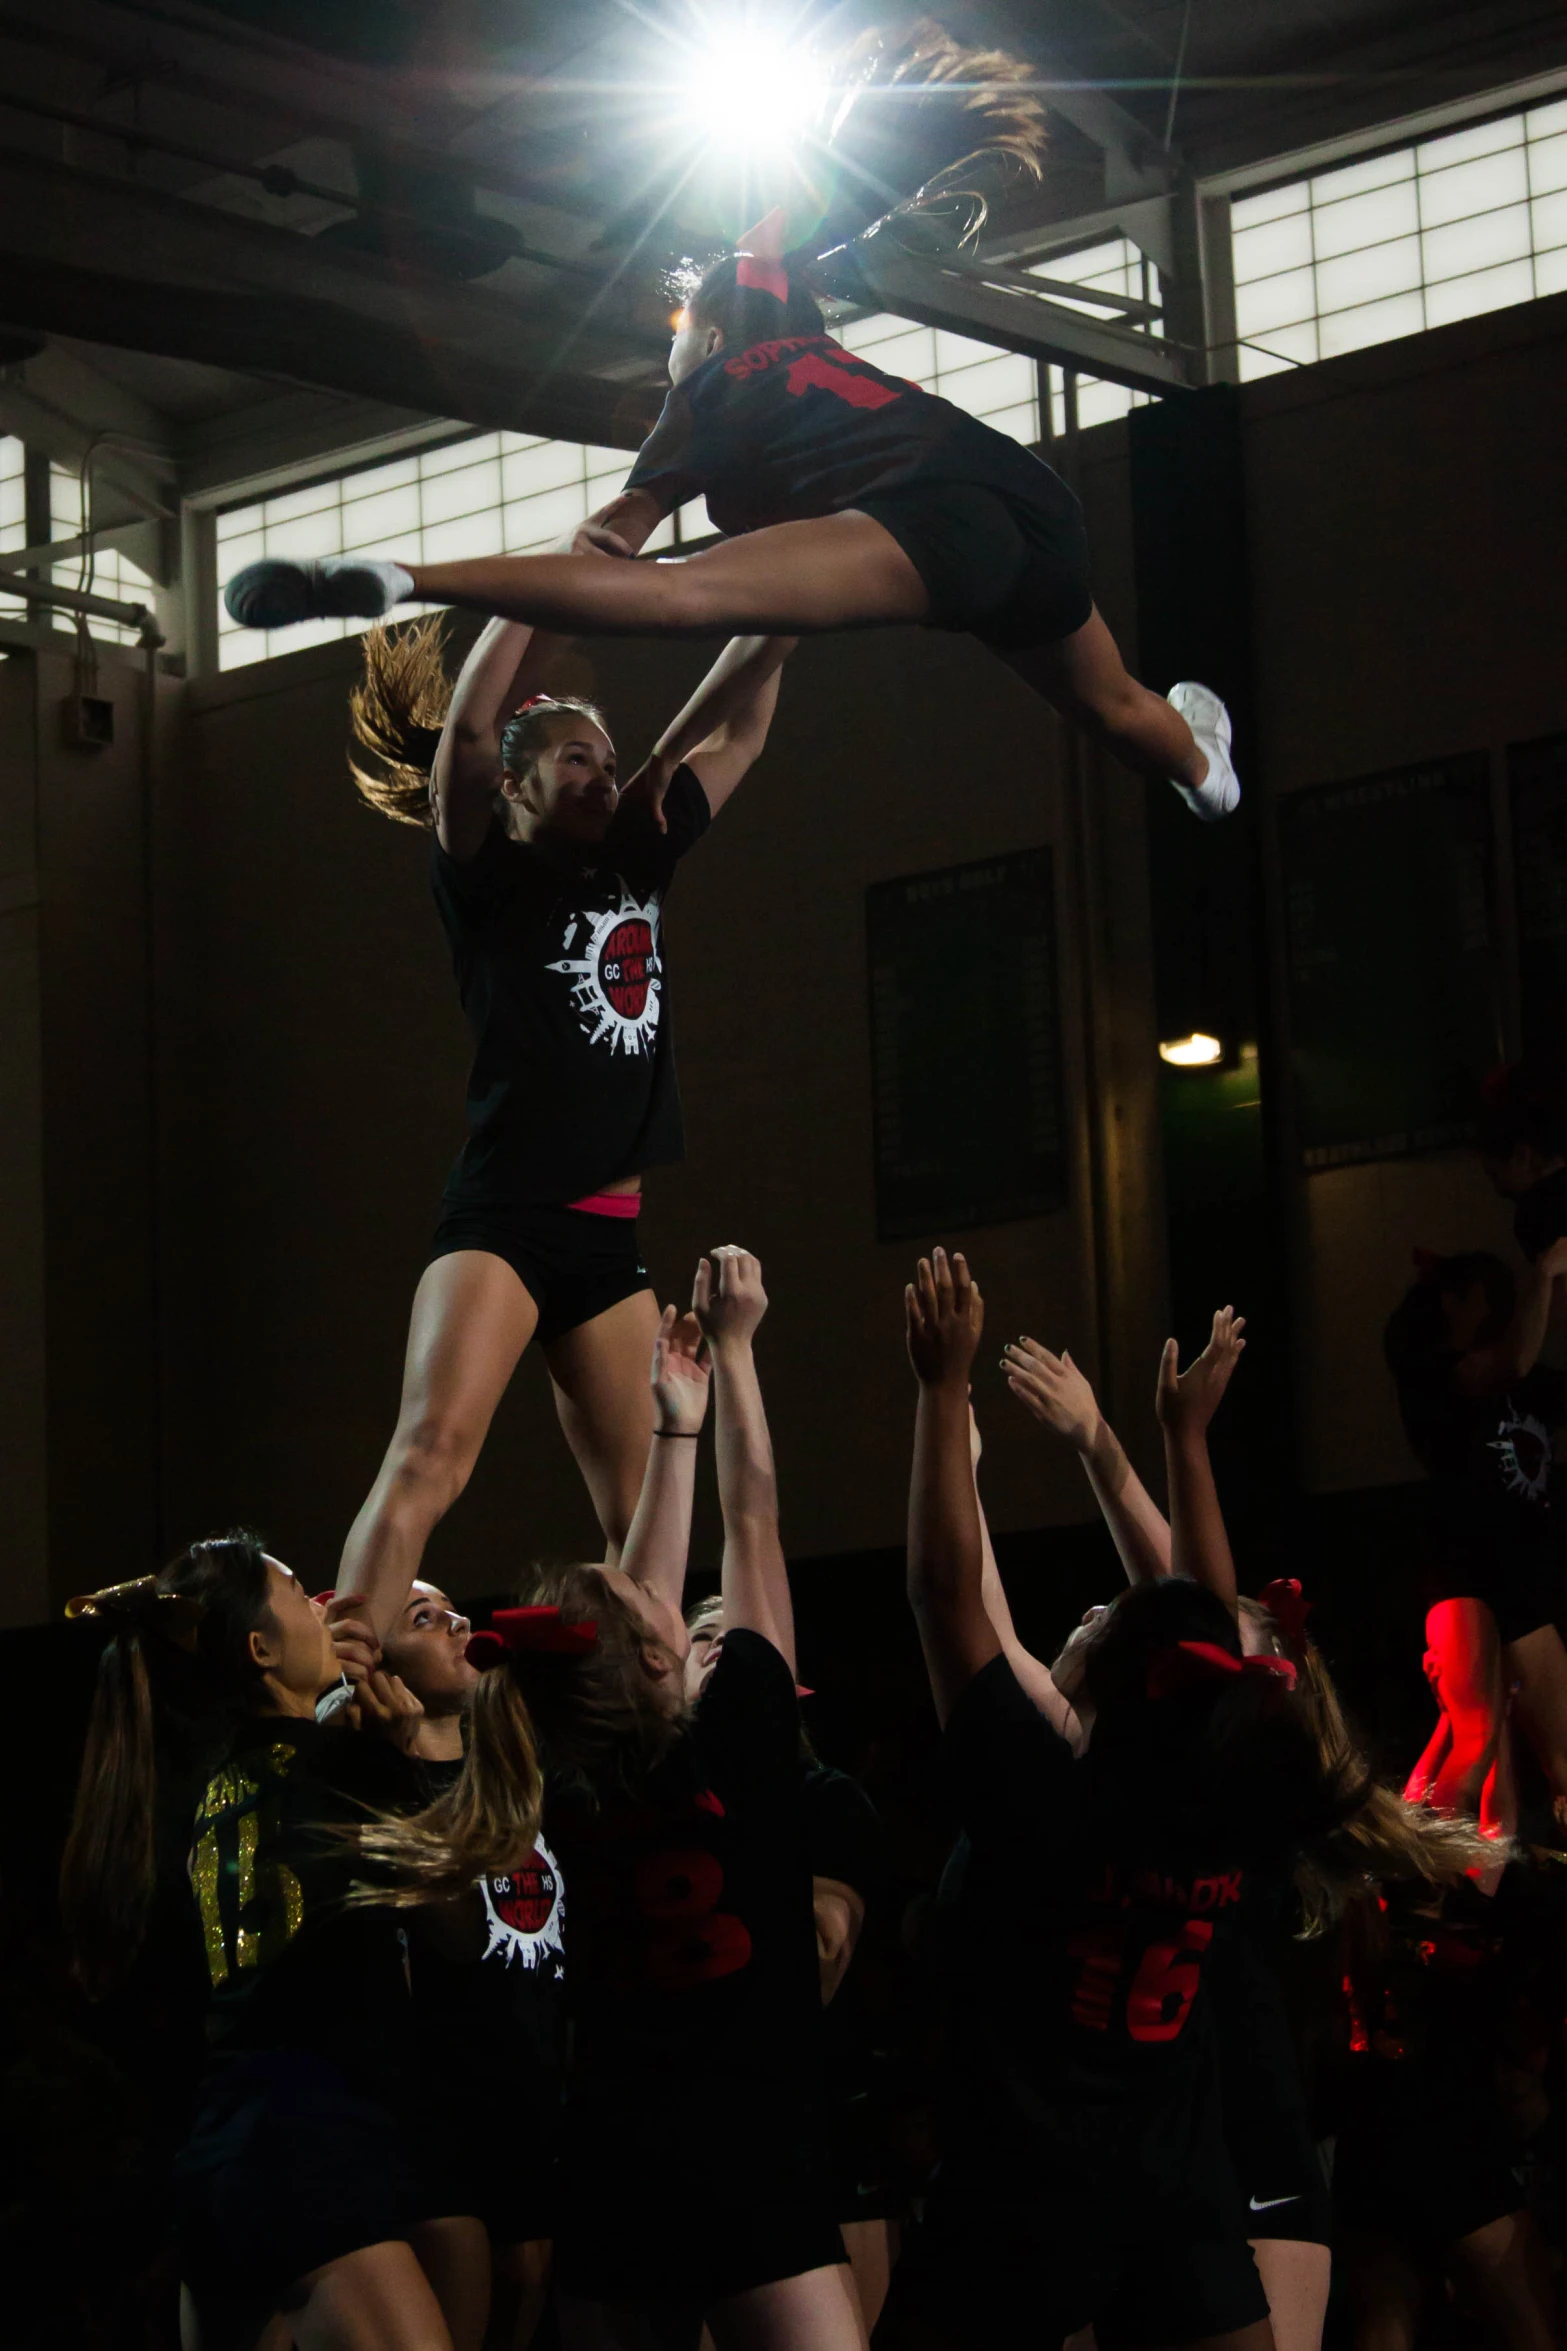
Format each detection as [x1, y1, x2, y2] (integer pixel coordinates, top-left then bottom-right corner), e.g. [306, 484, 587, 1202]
[428, 764, 710, 1211]
[624, 334, 989, 537]
[941, 1656, 1252, 2178]
[544, 1629, 827, 2205]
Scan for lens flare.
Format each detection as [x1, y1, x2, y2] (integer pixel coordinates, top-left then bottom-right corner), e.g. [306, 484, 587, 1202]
[1158, 1033, 1223, 1068]
[685, 28, 826, 157]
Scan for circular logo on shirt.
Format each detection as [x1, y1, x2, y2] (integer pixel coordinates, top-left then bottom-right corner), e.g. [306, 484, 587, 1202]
[1490, 1400, 1552, 1503]
[547, 890, 663, 1057]
[601, 917, 654, 1022]
[480, 1837, 565, 1972]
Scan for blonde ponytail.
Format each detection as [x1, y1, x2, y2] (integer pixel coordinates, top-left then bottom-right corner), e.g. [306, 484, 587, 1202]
[348, 618, 453, 825]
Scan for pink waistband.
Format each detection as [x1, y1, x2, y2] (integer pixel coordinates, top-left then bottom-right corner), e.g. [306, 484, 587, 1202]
[567, 1191, 642, 1219]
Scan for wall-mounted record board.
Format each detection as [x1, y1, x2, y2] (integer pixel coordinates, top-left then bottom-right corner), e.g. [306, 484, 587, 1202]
[866, 847, 1067, 1240]
[1280, 753, 1499, 1169]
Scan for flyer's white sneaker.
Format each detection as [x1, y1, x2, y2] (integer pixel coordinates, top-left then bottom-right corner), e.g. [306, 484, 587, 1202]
[1167, 681, 1240, 821]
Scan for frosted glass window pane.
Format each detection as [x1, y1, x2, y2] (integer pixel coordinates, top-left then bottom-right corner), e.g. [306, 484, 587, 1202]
[643, 511, 677, 551]
[1424, 257, 1536, 326]
[583, 443, 630, 482]
[1317, 234, 1422, 310]
[420, 457, 502, 525]
[220, 530, 265, 575]
[1527, 97, 1567, 139]
[503, 482, 594, 546]
[674, 498, 710, 540]
[419, 434, 497, 477]
[217, 503, 262, 543]
[1419, 114, 1524, 172]
[981, 396, 1040, 445]
[1310, 147, 1414, 204]
[219, 634, 261, 671]
[1535, 245, 1567, 295]
[420, 510, 506, 564]
[940, 351, 1034, 416]
[1233, 211, 1313, 282]
[857, 324, 935, 383]
[1534, 181, 1567, 251]
[1233, 181, 1310, 229]
[1529, 132, 1567, 196]
[347, 454, 421, 494]
[934, 327, 998, 372]
[1076, 378, 1134, 428]
[0, 476, 25, 530]
[1423, 203, 1531, 281]
[1417, 149, 1529, 228]
[503, 439, 590, 500]
[499, 431, 546, 455]
[1236, 265, 1319, 335]
[1044, 240, 1123, 283]
[341, 483, 422, 543]
[1311, 182, 1419, 258]
[263, 509, 343, 559]
[261, 478, 341, 526]
[1318, 291, 1427, 355]
[1237, 340, 1296, 381]
[283, 616, 353, 651]
[340, 533, 414, 564]
[837, 311, 909, 351]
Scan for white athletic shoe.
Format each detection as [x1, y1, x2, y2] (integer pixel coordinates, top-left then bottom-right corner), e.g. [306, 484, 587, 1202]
[1166, 681, 1240, 822]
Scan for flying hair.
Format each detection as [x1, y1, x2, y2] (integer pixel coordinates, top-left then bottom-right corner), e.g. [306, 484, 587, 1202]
[827, 15, 1052, 185]
[347, 619, 607, 829]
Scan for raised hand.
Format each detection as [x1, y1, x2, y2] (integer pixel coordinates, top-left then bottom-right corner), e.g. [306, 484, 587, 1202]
[906, 1248, 984, 1390]
[1001, 1338, 1102, 1450]
[651, 1301, 711, 1435]
[1156, 1306, 1247, 1439]
[564, 521, 634, 560]
[321, 1591, 381, 1687]
[693, 1245, 769, 1350]
[348, 1668, 425, 1752]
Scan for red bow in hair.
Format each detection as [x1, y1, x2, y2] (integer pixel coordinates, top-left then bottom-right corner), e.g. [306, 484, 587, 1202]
[1257, 1577, 1312, 1649]
[465, 1606, 598, 1670]
[513, 694, 557, 714]
[1146, 1640, 1297, 1700]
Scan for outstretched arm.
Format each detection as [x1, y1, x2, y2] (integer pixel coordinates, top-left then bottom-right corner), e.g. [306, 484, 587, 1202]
[970, 1408, 1080, 1740]
[630, 635, 797, 826]
[1002, 1340, 1171, 1586]
[616, 1304, 710, 1623]
[1454, 1236, 1567, 1396]
[696, 1247, 795, 1673]
[431, 520, 632, 860]
[907, 1250, 999, 1728]
[1155, 1307, 1247, 1616]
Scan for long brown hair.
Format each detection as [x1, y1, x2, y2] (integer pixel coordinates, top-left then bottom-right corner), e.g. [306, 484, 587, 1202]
[60, 1534, 275, 1999]
[1237, 1591, 1497, 1934]
[347, 618, 607, 829]
[356, 1561, 686, 1903]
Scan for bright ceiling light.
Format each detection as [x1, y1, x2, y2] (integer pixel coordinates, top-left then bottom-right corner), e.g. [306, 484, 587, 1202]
[685, 27, 826, 156]
[1159, 1032, 1223, 1068]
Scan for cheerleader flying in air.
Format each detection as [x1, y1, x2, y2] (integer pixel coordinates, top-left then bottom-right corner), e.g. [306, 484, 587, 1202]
[224, 20, 1239, 827]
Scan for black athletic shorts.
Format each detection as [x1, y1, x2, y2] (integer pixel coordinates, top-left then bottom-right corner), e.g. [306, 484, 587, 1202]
[176, 2053, 425, 2307]
[430, 1201, 649, 1343]
[1420, 1540, 1559, 1646]
[857, 417, 1093, 652]
[888, 2165, 1268, 2347]
[1335, 2111, 1523, 2249]
[553, 2193, 844, 2314]
[1216, 1938, 1333, 2246]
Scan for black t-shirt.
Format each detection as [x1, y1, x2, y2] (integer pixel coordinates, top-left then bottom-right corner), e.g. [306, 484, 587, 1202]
[544, 1628, 826, 2204]
[408, 1755, 568, 2096]
[1401, 1357, 1566, 1565]
[429, 765, 710, 1210]
[941, 1656, 1253, 2177]
[190, 1718, 419, 2105]
[801, 1764, 887, 1901]
[1515, 1166, 1567, 1262]
[625, 334, 989, 537]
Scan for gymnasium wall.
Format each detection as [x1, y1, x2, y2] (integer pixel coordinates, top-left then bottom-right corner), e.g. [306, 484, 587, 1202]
[5, 286, 1567, 1619]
